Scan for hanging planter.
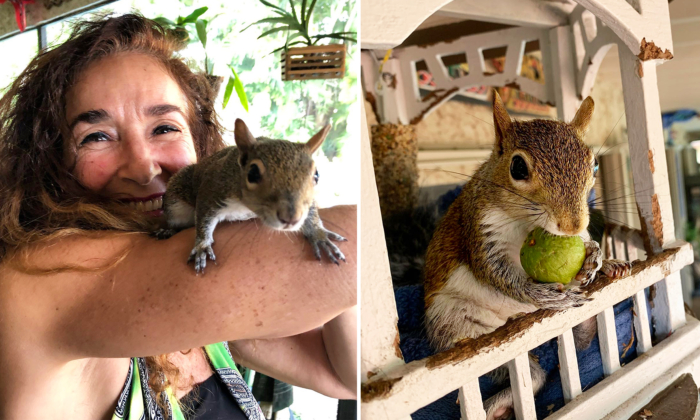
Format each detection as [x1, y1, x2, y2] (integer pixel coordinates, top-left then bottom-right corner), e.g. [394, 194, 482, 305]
[244, 0, 356, 82]
[281, 43, 346, 81]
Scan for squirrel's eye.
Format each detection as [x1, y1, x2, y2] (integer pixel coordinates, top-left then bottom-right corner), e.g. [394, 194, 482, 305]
[593, 158, 599, 177]
[313, 169, 319, 185]
[510, 155, 529, 181]
[247, 164, 262, 184]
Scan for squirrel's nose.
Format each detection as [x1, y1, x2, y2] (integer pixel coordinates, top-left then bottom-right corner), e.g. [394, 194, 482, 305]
[277, 211, 301, 227]
[557, 220, 583, 236]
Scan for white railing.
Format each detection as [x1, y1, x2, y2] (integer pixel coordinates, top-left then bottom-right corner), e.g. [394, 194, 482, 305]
[361, 230, 694, 419]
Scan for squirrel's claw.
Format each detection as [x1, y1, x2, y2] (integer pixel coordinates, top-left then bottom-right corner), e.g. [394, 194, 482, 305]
[304, 227, 346, 265]
[575, 241, 604, 287]
[325, 231, 347, 242]
[526, 281, 591, 310]
[188, 241, 216, 274]
[601, 259, 632, 279]
[153, 228, 177, 240]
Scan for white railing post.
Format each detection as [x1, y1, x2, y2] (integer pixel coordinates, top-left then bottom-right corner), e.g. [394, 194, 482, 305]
[549, 25, 580, 121]
[617, 45, 685, 339]
[627, 240, 653, 354]
[459, 380, 486, 420]
[596, 307, 621, 376]
[557, 329, 583, 402]
[360, 100, 405, 382]
[508, 353, 537, 420]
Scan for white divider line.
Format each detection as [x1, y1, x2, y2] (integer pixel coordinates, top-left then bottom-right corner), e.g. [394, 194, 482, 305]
[508, 353, 537, 420]
[557, 329, 582, 402]
[596, 307, 621, 376]
[459, 379, 486, 420]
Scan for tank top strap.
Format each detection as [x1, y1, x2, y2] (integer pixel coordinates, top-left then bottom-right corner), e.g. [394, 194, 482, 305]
[112, 343, 264, 420]
[112, 357, 175, 420]
[203, 342, 265, 420]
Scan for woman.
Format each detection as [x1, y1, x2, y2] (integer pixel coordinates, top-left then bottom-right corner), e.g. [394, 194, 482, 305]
[0, 13, 357, 420]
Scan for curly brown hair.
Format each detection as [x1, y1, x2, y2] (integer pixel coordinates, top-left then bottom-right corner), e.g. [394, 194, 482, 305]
[0, 13, 227, 411]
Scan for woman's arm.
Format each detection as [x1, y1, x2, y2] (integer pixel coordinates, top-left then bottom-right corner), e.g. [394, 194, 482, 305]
[229, 307, 357, 400]
[0, 206, 357, 362]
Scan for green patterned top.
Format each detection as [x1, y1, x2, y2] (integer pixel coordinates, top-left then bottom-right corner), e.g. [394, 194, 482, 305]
[112, 342, 264, 420]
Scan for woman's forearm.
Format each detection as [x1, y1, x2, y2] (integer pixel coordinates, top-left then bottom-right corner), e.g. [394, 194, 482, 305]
[12, 206, 357, 360]
[322, 307, 357, 395]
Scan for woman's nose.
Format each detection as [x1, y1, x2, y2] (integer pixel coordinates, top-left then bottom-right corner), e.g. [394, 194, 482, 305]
[118, 134, 162, 186]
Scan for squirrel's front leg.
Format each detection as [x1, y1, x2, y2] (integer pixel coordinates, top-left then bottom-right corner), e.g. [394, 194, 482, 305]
[189, 206, 220, 274]
[522, 279, 590, 310]
[301, 202, 347, 265]
[576, 241, 632, 287]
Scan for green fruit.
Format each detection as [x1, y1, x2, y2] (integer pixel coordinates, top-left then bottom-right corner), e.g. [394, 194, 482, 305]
[520, 227, 586, 284]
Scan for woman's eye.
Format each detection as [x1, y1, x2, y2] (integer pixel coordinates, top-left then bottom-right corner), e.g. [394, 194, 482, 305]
[510, 155, 529, 181]
[79, 131, 109, 146]
[153, 125, 180, 135]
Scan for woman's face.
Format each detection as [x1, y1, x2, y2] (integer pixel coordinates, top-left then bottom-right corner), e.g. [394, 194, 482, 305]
[65, 53, 197, 215]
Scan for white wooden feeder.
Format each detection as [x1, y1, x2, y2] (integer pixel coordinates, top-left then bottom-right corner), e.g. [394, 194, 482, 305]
[360, 0, 697, 419]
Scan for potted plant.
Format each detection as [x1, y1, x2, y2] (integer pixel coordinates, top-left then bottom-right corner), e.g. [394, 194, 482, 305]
[154, 7, 248, 111]
[244, 0, 357, 81]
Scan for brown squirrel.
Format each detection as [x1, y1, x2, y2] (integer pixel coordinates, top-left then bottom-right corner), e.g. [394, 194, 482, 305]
[158, 119, 346, 273]
[423, 91, 631, 420]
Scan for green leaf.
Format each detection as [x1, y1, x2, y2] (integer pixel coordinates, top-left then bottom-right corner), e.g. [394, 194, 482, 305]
[289, 0, 299, 23]
[312, 31, 357, 37]
[300, 0, 308, 25]
[222, 76, 235, 109]
[229, 65, 249, 112]
[258, 0, 287, 14]
[182, 7, 208, 24]
[313, 33, 357, 43]
[176, 16, 185, 26]
[195, 19, 207, 48]
[153, 17, 175, 27]
[268, 40, 307, 56]
[242, 16, 296, 32]
[306, 0, 318, 27]
[257, 26, 292, 39]
[286, 32, 306, 43]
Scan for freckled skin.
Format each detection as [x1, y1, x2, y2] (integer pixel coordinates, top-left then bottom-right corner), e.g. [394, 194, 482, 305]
[65, 53, 197, 200]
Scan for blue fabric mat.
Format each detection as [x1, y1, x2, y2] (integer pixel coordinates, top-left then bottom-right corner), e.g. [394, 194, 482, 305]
[396, 285, 649, 419]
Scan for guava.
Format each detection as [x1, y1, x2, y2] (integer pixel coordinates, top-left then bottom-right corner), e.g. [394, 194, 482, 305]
[520, 227, 586, 284]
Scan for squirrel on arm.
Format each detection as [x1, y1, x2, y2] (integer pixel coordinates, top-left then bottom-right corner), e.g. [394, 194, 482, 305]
[423, 91, 631, 420]
[157, 119, 346, 273]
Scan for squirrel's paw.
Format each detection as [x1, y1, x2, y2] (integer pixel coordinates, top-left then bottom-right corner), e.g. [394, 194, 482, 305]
[306, 228, 347, 265]
[574, 241, 603, 287]
[153, 228, 177, 240]
[527, 281, 590, 310]
[187, 241, 216, 274]
[601, 259, 632, 279]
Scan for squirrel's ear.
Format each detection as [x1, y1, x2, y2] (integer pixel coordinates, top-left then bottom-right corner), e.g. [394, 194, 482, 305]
[492, 89, 511, 154]
[570, 97, 595, 136]
[234, 119, 257, 152]
[306, 125, 331, 154]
